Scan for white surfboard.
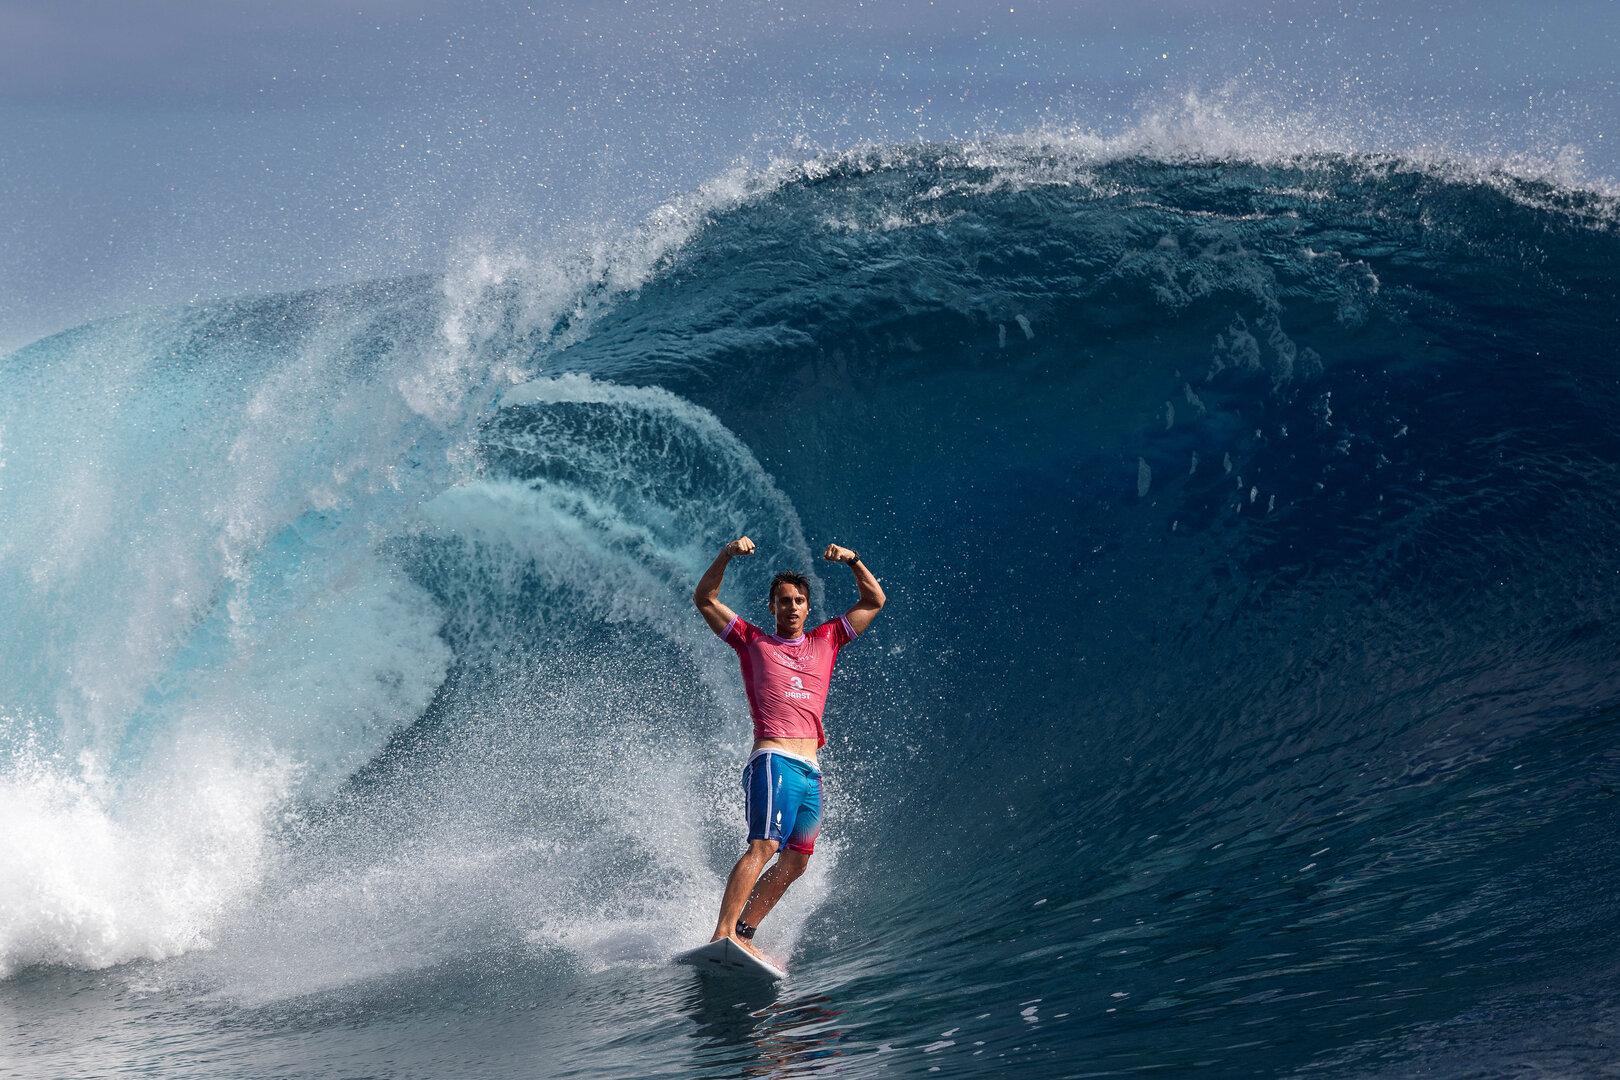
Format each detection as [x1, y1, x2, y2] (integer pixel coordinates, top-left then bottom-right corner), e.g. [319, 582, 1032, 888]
[676, 937, 787, 980]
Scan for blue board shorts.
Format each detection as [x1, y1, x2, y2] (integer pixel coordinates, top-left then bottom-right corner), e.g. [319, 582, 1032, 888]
[743, 749, 823, 854]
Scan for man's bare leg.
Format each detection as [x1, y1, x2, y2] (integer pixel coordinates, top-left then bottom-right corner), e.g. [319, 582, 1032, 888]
[740, 849, 810, 929]
[711, 838, 779, 952]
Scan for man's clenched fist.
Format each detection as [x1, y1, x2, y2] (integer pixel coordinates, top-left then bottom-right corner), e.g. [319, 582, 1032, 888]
[726, 536, 756, 557]
[822, 543, 856, 563]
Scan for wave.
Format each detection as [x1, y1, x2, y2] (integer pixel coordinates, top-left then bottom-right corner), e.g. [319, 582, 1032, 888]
[3, 103, 1620, 1072]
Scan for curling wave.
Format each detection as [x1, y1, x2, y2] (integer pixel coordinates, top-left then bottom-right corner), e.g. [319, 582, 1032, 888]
[4, 112, 1620, 1075]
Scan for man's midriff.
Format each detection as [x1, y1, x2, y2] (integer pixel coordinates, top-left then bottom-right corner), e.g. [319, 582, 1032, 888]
[753, 737, 820, 764]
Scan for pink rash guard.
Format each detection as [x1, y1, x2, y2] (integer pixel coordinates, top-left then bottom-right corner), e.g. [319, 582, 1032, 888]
[718, 614, 858, 748]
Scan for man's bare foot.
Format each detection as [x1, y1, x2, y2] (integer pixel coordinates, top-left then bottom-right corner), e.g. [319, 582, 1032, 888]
[709, 931, 766, 959]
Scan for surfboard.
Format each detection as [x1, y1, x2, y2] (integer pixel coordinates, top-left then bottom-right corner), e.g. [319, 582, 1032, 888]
[676, 937, 787, 980]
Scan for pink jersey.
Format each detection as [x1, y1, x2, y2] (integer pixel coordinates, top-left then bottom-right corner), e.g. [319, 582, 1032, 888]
[719, 614, 858, 748]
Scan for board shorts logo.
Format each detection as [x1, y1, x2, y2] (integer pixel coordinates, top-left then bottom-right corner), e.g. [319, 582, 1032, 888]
[785, 675, 813, 700]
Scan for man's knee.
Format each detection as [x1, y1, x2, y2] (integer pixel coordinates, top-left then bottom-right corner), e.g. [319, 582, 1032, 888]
[777, 850, 811, 879]
[744, 838, 778, 863]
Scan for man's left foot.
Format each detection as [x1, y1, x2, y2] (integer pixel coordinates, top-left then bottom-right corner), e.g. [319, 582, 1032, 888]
[729, 933, 768, 961]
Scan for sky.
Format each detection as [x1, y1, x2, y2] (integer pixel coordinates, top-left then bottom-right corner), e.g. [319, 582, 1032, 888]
[2, 0, 1616, 353]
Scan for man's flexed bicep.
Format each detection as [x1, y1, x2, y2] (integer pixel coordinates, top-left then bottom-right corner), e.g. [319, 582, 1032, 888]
[696, 597, 739, 638]
[823, 543, 885, 637]
[693, 536, 754, 636]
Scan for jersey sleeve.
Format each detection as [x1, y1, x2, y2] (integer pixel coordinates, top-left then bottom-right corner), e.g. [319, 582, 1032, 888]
[816, 616, 857, 650]
[720, 615, 756, 648]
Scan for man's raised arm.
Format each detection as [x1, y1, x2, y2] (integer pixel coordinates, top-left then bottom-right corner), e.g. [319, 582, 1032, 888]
[823, 543, 885, 636]
[693, 536, 754, 636]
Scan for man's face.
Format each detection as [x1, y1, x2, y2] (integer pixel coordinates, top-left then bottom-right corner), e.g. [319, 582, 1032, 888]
[769, 584, 809, 636]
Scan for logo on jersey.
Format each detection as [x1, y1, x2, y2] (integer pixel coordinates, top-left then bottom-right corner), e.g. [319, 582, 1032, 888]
[785, 675, 813, 700]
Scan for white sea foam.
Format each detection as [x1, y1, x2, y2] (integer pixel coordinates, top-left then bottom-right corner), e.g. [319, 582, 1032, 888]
[0, 730, 293, 978]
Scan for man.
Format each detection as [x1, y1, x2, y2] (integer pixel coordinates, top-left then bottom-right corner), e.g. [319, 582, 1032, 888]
[692, 535, 885, 958]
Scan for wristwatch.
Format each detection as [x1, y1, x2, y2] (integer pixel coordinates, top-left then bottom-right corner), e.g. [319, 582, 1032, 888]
[847, 552, 862, 566]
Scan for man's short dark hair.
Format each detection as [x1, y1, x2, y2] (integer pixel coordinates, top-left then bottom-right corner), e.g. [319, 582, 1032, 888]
[768, 570, 811, 605]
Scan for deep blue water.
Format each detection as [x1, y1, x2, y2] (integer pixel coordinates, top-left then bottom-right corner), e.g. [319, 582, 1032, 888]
[3, 139, 1620, 1078]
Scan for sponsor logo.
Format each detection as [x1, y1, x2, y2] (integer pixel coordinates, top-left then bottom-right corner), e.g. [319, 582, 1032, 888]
[785, 675, 813, 700]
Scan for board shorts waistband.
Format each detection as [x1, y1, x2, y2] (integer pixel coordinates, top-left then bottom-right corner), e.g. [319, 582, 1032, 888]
[747, 747, 822, 775]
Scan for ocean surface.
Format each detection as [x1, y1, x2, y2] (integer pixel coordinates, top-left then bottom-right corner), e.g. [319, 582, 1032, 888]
[4, 129, 1620, 1077]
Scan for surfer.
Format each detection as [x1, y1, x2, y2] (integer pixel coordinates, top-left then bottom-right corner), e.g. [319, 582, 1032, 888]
[693, 536, 885, 959]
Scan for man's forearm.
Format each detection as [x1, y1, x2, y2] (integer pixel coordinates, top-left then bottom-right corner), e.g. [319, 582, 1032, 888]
[693, 549, 733, 602]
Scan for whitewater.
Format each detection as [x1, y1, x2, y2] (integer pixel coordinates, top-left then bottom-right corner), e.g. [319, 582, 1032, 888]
[4, 105, 1620, 1077]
